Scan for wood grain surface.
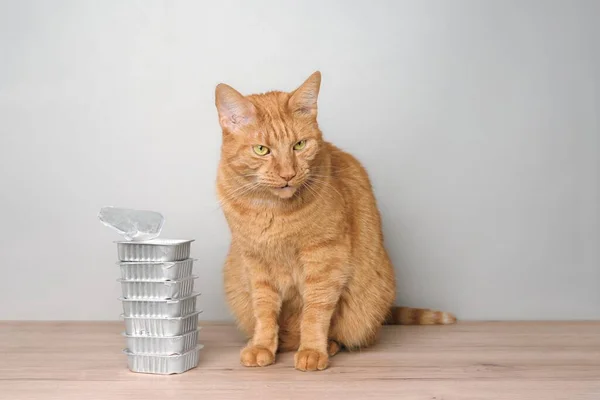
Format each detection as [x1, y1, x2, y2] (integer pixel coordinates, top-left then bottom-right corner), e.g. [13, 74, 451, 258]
[0, 321, 598, 400]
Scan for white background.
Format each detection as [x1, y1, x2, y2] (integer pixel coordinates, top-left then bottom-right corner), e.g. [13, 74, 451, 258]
[1, 0, 598, 320]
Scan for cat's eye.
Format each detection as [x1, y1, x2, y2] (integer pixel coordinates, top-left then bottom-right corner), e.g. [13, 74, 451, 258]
[253, 145, 270, 156]
[293, 140, 307, 151]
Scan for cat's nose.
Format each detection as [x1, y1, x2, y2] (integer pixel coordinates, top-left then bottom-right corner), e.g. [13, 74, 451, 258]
[279, 169, 296, 181]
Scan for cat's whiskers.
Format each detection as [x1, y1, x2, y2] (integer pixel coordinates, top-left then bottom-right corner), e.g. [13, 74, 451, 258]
[215, 188, 258, 211]
[215, 181, 262, 211]
[301, 181, 326, 205]
[307, 176, 343, 199]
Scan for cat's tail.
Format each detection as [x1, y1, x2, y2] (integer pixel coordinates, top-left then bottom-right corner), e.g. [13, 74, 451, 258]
[384, 306, 457, 325]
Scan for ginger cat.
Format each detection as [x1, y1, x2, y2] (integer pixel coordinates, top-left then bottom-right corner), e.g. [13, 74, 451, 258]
[215, 72, 455, 371]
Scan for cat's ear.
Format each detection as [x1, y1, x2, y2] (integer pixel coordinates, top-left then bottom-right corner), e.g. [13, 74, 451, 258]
[215, 83, 257, 132]
[288, 71, 321, 117]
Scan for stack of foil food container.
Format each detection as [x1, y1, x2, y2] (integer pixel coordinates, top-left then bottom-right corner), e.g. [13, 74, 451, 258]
[116, 239, 202, 374]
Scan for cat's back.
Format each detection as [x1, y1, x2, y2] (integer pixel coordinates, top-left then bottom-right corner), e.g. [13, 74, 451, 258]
[326, 142, 385, 247]
[326, 142, 377, 201]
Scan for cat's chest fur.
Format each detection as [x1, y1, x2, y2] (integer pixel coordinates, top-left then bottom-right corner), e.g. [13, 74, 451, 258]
[223, 195, 344, 281]
[228, 207, 308, 256]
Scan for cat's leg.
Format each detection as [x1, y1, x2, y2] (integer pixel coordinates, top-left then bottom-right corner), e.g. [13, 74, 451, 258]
[295, 244, 348, 371]
[282, 333, 341, 357]
[238, 254, 282, 367]
[277, 296, 302, 352]
[224, 249, 255, 336]
[276, 296, 343, 355]
[328, 253, 395, 350]
[328, 291, 389, 350]
[327, 339, 341, 356]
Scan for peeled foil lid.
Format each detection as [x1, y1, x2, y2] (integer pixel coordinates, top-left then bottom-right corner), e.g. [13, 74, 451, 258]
[98, 207, 164, 241]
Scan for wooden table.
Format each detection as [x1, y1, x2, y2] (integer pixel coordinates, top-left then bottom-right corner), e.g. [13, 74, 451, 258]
[0, 322, 598, 399]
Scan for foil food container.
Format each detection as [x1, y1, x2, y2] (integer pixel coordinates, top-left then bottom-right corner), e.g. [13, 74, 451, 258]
[119, 276, 197, 299]
[120, 293, 200, 318]
[122, 311, 200, 336]
[124, 345, 202, 374]
[116, 239, 194, 262]
[118, 258, 195, 281]
[123, 329, 200, 355]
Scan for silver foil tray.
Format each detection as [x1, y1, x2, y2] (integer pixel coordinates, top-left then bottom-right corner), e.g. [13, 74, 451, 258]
[119, 276, 197, 299]
[124, 345, 202, 374]
[122, 311, 200, 336]
[120, 293, 200, 318]
[116, 239, 194, 262]
[123, 329, 200, 355]
[118, 258, 195, 281]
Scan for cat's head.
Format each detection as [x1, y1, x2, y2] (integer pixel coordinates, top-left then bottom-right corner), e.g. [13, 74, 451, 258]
[215, 72, 323, 199]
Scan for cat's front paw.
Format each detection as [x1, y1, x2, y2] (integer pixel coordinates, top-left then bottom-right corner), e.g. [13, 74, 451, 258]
[294, 349, 329, 371]
[240, 345, 275, 367]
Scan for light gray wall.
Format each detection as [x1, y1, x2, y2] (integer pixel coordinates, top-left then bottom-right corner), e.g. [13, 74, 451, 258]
[1, 0, 598, 320]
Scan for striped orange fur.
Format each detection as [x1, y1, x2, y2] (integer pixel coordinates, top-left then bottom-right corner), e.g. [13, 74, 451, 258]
[385, 307, 457, 325]
[215, 72, 455, 372]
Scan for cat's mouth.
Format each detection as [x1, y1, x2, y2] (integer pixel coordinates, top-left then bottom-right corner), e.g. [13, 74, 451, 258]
[271, 184, 297, 199]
